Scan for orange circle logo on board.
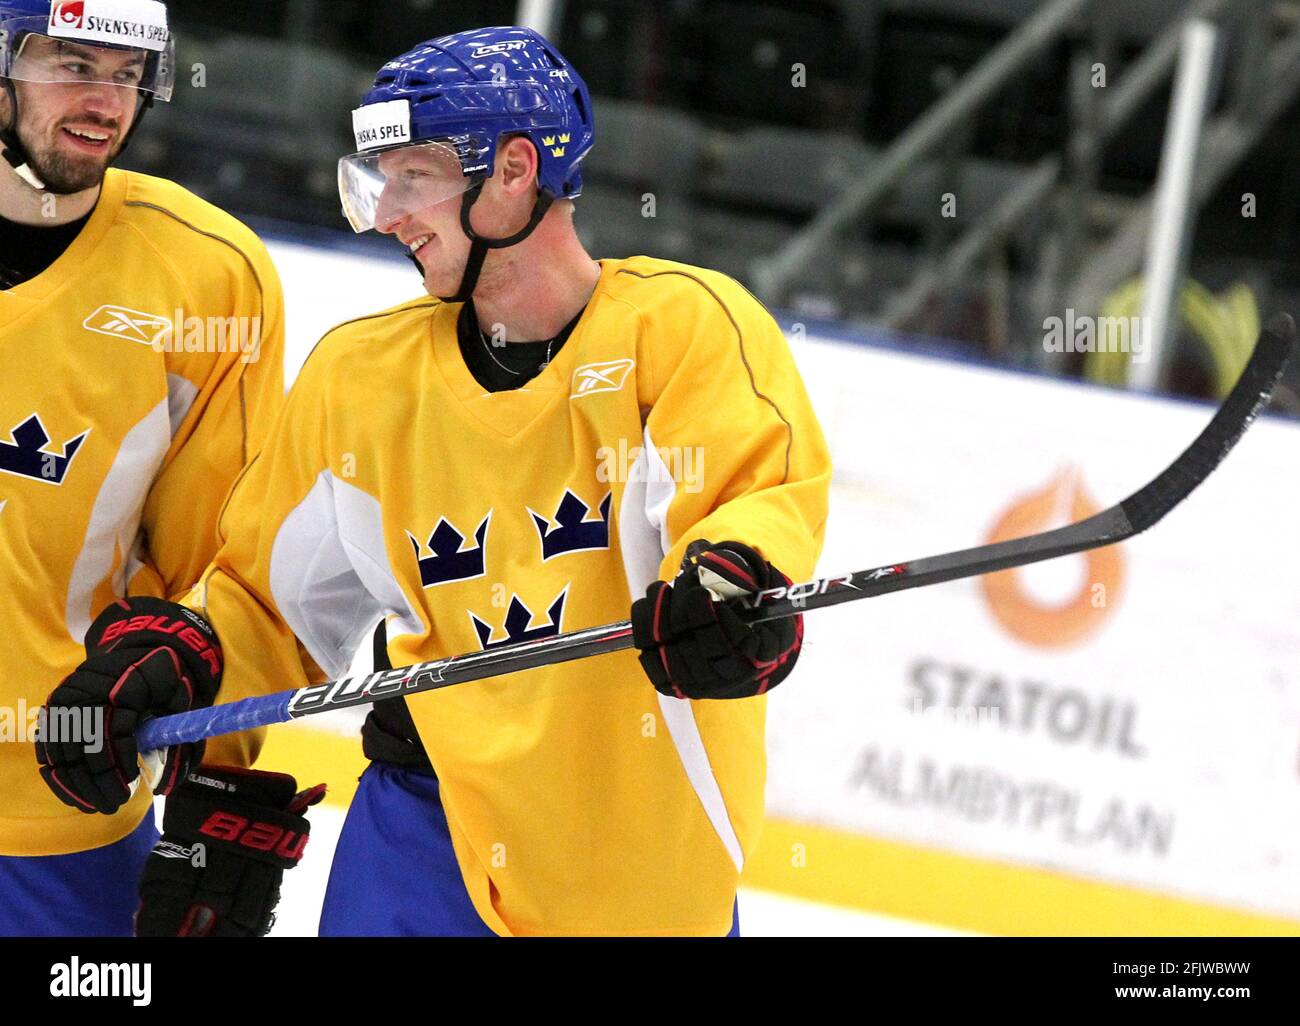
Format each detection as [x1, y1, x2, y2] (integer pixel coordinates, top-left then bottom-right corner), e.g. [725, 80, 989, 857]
[980, 468, 1125, 648]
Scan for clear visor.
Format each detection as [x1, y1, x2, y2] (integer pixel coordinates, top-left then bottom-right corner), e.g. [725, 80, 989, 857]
[338, 139, 483, 234]
[3, 25, 175, 101]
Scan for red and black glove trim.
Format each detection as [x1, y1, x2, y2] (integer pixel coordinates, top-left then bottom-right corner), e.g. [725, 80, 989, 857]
[36, 597, 223, 815]
[631, 540, 805, 700]
[136, 765, 325, 938]
[693, 546, 762, 594]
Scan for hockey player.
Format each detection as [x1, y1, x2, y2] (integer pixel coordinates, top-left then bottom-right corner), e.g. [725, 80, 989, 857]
[0, 0, 299, 936]
[39, 26, 831, 936]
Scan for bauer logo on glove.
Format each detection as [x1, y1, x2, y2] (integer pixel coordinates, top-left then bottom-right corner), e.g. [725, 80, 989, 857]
[136, 766, 326, 937]
[36, 597, 223, 815]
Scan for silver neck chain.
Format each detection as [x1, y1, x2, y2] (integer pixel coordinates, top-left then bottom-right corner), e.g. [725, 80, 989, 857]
[478, 325, 557, 376]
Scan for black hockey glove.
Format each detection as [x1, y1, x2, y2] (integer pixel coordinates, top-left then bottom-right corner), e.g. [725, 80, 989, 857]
[136, 766, 325, 937]
[36, 597, 222, 815]
[631, 540, 804, 700]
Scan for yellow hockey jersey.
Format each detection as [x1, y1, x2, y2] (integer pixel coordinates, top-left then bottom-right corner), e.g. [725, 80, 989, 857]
[0, 169, 285, 856]
[190, 255, 830, 935]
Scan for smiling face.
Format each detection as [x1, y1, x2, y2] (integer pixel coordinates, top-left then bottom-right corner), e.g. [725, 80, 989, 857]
[372, 141, 477, 298]
[374, 136, 541, 299]
[3, 34, 145, 193]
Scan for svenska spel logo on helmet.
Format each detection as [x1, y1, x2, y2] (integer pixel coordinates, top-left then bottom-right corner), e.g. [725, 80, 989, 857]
[350, 98, 411, 152]
[356, 124, 403, 148]
[47, 0, 170, 48]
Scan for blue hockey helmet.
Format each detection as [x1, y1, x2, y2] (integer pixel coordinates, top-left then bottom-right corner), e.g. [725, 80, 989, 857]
[0, 0, 174, 189]
[338, 26, 595, 301]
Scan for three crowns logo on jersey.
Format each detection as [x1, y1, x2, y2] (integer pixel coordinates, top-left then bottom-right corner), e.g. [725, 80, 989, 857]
[528, 489, 611, 561]
[470, 588, 569, 651]
[407, 512, 491, 588]
[0, 414, 88, 485]
[410, 489, 612, 649]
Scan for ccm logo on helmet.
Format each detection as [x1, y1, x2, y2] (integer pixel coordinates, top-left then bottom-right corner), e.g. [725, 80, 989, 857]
[471, 41, 528, 58]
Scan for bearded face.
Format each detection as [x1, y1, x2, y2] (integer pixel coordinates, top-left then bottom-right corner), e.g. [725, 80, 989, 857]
[3, 35, 144, 194]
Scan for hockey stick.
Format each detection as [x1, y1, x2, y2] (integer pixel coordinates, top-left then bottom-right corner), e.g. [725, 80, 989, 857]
[136, 313, 1295, 754]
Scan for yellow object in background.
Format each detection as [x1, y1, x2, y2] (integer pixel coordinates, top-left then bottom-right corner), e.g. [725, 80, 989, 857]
[1088, 278, 1260, 396]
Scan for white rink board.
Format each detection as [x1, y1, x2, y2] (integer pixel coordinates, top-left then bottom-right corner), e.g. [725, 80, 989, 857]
[779, 334, 1300, 920]
[267, 240, 1300, 921]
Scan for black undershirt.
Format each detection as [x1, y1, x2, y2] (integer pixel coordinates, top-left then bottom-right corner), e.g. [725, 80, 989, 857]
[456, 298, 584, 392]
[0, 209, 94, 290]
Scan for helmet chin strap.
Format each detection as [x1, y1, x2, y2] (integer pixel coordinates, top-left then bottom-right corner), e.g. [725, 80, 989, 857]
[414, 180, 555, 303]
[1, 79, 46, 190]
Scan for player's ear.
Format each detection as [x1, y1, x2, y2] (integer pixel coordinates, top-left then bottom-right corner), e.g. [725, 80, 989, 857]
[496, 135, 540, 197]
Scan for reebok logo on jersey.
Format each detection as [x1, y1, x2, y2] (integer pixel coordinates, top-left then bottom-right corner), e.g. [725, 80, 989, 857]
[0, 414, 88, 485]
[571, 359, 634, 399]
[83, 305, 172, 346]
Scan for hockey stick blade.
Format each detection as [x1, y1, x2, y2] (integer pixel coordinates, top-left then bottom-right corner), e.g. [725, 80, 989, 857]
[136, 314, 1293, 753]
[1120, 313, 1293, 532]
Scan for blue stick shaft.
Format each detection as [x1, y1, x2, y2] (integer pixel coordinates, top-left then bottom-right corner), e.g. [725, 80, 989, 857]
[137, 692, 294, 752]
